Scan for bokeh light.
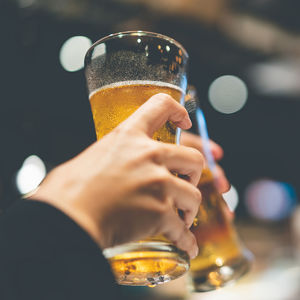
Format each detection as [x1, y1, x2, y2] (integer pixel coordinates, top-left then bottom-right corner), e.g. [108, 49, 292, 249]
[59, 36, 92, 72]
[245, 179, 297, 221]
[18, 0, 35, 8]
[208, 75, 248, 114]
[223, 185, 239, 212]
[247, 60, 300, 96]
[16, 155, 46, 195]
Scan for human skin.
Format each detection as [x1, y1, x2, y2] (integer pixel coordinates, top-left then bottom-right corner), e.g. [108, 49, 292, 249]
[180, 131, 230, 193]
[30, 93, 204, 259]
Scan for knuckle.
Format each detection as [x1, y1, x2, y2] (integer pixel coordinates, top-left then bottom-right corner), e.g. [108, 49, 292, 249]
[152, 200, 173, 224]
[190, 148, 204, 166]
[153, 93, 188, 122]
[198, 153, 205, 168]
[194, 187, 202, 203]
[156, 93, 177, 108]
[188, 189, 201, 215]
[112, 123, 132, 137]
[147, 143, 167, 163]
[142, 168, 171, 202]
[191, 149, 205, 182]
[155, 93, 173, 104]
[151, 167, 171, 185]
[157, 173, 172, 189]
[120, 124, 136, 136]
[157, 201, 171, 217]
[145, 141, 161, 158]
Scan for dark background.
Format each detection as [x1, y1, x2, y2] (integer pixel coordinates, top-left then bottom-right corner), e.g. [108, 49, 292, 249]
[1, 0, 300, 216]
[2, 1, 300, 299]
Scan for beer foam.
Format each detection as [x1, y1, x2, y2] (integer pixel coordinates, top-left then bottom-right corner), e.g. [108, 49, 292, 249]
[89, 80, 184, 98]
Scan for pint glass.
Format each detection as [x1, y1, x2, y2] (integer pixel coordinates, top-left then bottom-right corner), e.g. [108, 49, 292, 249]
[84, 31, 189, 286]
[183, 87, 252, 292]
[190, 170, 252, 292]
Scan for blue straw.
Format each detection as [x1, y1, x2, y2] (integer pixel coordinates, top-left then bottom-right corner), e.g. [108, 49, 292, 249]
[195, 107, 217, 176]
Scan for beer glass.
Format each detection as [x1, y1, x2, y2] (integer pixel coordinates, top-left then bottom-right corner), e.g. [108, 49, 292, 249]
[187, 90, 253, 292]
[84, 31, 189, 287]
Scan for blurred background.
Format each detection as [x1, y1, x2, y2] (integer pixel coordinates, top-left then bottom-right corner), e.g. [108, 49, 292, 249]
[1, 0, 300, 299]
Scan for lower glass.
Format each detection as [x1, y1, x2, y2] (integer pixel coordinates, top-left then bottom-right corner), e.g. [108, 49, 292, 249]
[189, 169, 253, 292]
[103, 241, 189, 286]
[189, 248, 252, 292]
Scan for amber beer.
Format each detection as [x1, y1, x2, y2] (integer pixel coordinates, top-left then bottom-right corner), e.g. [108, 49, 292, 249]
[89, 80, 182, 141]
[190, 168, 251, 292]
[89, 80, 189, 286]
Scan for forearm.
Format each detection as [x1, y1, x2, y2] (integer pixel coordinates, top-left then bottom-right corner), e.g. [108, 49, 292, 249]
[0, 200, 121, 300]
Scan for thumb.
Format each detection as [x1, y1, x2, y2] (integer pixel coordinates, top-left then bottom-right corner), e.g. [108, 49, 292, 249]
[122, 93, 191, 137]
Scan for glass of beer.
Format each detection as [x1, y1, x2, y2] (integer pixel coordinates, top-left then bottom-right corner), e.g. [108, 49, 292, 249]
[84, 31, 189, 287]
[186, 91, 253, 292]
[189, 169, 253, 292]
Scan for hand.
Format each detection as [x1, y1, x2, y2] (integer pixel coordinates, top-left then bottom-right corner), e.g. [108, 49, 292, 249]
[180, 131, 230, 193]
[30, 94, 204, 259]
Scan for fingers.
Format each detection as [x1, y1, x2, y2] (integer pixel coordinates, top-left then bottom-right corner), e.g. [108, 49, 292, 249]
[141, 163, 202, 228]
[214, 165, 230, 193]
[161, 208, 198, 259]
[180, 131, 224, 161]
[147, 142, 203, 227]
[155, 143, 204, 186]
[179, 132, 230, 193]
[210, 141, 224, 161]
[165, 175, 202, 228]
[123, 93, 192, 137]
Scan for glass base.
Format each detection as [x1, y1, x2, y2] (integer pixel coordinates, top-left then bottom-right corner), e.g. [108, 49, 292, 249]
[103, 241, 189, 286]
[189, 249, 253, 292]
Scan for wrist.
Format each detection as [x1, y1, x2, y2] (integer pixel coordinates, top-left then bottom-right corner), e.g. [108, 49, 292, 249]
[28, 171, 105, 250]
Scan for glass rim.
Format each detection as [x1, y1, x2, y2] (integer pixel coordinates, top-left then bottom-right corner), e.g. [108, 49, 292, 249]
[85, 30, 189, 60]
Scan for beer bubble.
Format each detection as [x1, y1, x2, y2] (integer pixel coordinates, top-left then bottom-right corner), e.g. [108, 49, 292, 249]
[219, 266, 233, 277]
[215, 257, 224, 267]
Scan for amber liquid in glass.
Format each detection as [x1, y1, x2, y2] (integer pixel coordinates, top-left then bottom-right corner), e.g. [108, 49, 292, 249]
[89, 81, 189, 286]
[89, 80, 182, 141]
[190, 169, 251, 291]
